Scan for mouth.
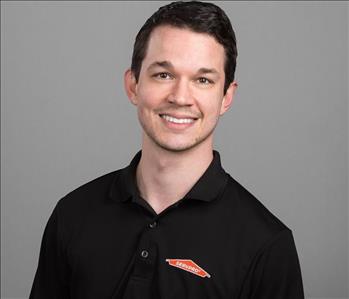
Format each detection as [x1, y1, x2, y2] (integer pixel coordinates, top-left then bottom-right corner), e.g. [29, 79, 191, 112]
[159, 114, 198, 129]
[159, 114, 198, 124]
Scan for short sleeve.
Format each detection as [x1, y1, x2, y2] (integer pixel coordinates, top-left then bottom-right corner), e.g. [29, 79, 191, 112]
[239, 229, 305, 299]
[29, 201, 70, 298]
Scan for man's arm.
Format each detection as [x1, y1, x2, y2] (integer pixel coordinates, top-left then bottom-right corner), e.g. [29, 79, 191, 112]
[239, 229, 305, 299]
[29, 201, 70, 298]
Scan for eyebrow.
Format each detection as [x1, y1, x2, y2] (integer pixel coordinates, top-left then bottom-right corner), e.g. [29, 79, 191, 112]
[147, 60, 220, 76]
[147, 61, 174, 71]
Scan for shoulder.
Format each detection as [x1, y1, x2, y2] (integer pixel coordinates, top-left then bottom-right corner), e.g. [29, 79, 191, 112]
[54, 169, 122, 224]
[222, 174, 291, 248]
[50, 169, 124, 246]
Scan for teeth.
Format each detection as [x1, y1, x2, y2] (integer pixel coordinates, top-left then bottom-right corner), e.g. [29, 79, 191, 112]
[161, 114, 195, 124]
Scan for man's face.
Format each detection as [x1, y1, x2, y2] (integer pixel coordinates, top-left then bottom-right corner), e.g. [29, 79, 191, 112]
[125, 25, 237, 152]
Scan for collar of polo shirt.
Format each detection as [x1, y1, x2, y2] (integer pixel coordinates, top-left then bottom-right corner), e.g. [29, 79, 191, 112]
[109, 150, 229, 204]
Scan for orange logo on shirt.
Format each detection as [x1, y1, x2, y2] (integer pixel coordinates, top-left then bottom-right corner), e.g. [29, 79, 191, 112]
[165, 259, 211, 278]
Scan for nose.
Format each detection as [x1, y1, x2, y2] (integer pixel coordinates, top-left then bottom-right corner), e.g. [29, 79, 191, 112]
[167, 78, 194, 106]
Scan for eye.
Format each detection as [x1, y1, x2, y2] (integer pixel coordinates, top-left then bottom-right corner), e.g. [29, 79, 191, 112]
[153, 72, 173, 80]
[197, 77, 213, 84]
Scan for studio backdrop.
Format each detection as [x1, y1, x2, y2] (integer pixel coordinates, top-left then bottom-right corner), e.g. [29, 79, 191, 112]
[1, 1, 348, 298]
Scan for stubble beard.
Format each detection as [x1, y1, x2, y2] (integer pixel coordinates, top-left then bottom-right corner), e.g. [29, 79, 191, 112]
[140, 116, 218, 153]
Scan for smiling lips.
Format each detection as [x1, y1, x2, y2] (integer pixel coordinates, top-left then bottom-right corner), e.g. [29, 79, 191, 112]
[159, 114, 198, 125]
[161, 114, 195, 124]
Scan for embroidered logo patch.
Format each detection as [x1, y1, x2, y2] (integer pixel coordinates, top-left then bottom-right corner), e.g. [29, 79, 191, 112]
[165, 259, 211, 278]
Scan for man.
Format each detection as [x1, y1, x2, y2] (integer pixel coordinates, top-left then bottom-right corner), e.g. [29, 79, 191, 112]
[30, 1, 305, 298]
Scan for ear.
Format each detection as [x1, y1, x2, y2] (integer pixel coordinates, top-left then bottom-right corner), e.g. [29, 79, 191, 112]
[220, 80, 238, 115]
[124, 68, 138, 106]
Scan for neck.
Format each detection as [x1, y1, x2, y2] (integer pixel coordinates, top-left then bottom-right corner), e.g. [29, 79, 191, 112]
[136, 136, 214, 214]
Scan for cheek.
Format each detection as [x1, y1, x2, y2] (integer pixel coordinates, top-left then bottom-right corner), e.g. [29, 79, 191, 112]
[137, 88, 166, 111]
[202, 100, 222, 121]
[135, 94, 155, 116]
[136, 94, 159, 125]
[138, 79, 170, 101]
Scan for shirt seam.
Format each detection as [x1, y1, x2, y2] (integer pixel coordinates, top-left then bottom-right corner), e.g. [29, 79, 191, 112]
[213, 172, 230, 203]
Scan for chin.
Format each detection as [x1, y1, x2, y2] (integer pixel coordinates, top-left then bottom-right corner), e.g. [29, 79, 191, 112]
[153, 136, 207, 153]
[153, 141, 193, 152]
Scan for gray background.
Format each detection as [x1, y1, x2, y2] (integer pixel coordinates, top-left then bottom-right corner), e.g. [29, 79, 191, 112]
[1, 1, 348, 298]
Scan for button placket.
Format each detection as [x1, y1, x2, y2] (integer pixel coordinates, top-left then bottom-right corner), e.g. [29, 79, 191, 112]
[140, 250, 149, 258]
[149, 221, 157, 228]
[129, 222, 159, 281]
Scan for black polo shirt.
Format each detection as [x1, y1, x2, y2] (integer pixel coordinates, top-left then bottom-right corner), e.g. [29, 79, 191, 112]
[29, 150, 304, 299]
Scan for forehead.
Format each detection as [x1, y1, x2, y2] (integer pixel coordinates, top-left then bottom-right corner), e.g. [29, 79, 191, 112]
[142, 25, 225, 73]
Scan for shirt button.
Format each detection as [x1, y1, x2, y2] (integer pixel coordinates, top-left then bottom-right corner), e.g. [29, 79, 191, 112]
[149, 221, 157, 228]
[141, 250, 149, 258]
